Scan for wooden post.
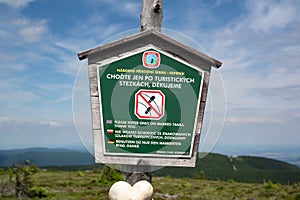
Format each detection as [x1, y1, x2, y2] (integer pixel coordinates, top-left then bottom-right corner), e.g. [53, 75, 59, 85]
[140, 0, 163, 32]
[125, 0, 163, 185]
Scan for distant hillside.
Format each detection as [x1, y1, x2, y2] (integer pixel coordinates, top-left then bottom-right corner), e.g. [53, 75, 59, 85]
[0, 148, 94, 167]
[154, 153, 300, 184]
[1, 148, 299, 184]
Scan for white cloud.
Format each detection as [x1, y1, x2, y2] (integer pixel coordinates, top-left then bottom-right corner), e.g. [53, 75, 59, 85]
[0, 10, 49, 46]
[0, 0, 34, 9]
[246, 0, 298, 33]
[209, 3, 299, 91]
[48, 94, 71, 104]
[0, 116, 79, 150]
[55, 55, 82, 76]
[0, 29, 8, 37]
[12, 18, 28, 26]
[55, 41, 87, 53]
[0, 90, 40, 105]
[37, 83, 72, 91]
[39, 120, 62, 127]
[36, 83, 73, 104]
[282, 45, 300, 56]
[123, 2, 140, 17]
[89, 0, 140, 18]
[227, 117, 283, 124]
[0, 61, 27, 72]
[0, 117, 9, 123]
[0, 117, 62, 128]
[176, 1, 300, 142]
[73, 14, 122, 42]
[18, 19, 48, 43]
[0, 77, 26, 92]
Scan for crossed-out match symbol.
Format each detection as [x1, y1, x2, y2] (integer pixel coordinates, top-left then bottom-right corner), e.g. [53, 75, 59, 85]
[135, 90, 165, 120]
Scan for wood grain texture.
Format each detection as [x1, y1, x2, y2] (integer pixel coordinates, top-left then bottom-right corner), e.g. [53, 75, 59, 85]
[79, 31, 221, 70]
[90, 96, 101, 130]
[88, 64, 99, 97]
[140, 0, 163, 32]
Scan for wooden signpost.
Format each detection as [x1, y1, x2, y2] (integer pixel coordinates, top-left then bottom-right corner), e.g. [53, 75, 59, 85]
[78, 0, 222, 185]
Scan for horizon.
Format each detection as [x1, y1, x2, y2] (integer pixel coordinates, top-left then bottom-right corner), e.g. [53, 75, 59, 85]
[1, 144, 299, 167]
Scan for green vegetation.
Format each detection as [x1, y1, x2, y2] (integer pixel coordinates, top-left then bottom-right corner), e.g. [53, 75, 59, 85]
[32, 152, 300, 185]
[0, 163, 121, 199]
[0, 160, 42, 198]
[154, 153, 300, 184]
[1, 150, 299, 184]
[1, 165, 300, 199]
[153, 177, 300, 200]
[98, 166, 123, 184]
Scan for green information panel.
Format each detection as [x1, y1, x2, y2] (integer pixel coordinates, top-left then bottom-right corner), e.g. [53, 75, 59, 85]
[98, 47, 203, 158]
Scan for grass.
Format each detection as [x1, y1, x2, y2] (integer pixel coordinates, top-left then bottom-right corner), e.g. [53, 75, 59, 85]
[1, 169, 300, 199]
[153, 177, 300, 200]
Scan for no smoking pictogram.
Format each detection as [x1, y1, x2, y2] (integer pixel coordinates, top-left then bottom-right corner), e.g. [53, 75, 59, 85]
[135, 89, 165, 120]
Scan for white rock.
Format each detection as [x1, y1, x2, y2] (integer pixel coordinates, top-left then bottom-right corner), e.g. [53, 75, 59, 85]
[109, 180, 153, 200]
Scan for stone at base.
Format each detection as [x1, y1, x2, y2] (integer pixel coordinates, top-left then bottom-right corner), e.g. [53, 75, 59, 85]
[109, 180, 153, 200]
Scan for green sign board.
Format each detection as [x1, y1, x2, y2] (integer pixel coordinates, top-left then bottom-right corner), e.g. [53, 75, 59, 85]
[98, 47, 203, 158]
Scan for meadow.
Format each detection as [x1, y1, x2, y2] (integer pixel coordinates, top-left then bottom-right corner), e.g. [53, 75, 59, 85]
[1, 165, 300, 200]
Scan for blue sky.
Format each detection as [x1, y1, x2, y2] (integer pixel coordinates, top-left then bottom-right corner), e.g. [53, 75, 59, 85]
[0, 0, 300, 156]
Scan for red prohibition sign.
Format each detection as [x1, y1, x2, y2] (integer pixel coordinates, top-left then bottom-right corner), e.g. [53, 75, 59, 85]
[134, 89, 165, 120]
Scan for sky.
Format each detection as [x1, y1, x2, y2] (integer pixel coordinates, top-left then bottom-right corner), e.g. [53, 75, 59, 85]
[0, 0, 300, 156]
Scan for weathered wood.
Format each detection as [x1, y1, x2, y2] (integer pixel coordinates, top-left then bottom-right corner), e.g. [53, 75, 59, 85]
[192, 72, 211, 155]
[200, 71, 210, 102]
[93, 129, 104, 161]
[126, 165, 152, 185]
[128, 2, 161, 183]
[79, 31, 222, 70]
[140, 0, 163, 32]
[90, 96, 101, 130]
[88, 64, 99, 97]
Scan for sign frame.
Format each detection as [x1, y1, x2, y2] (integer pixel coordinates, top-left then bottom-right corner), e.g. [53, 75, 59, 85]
[78, 30, 222, 167]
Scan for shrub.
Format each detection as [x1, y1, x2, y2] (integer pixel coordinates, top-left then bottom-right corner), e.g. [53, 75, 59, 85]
[181, 182, 191, 188]
[99, 166, 123, 184]
[228, 178, 235, 183]
[295, 194, 300, 200]
[11, 161, 39, 198]
[77, 171, 84, 177]
[293, 181, 300, 188]
[260, 180, 283, 198]
[0, 160, 40, 198]
[194, 170, 206, 180]
[29, 186, 48, 198]
[264, 180, 280, 191]
[166, 175, 173, 179]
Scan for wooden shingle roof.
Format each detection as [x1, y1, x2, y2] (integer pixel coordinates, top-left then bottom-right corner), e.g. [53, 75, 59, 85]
[78, 30, 222, 71]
